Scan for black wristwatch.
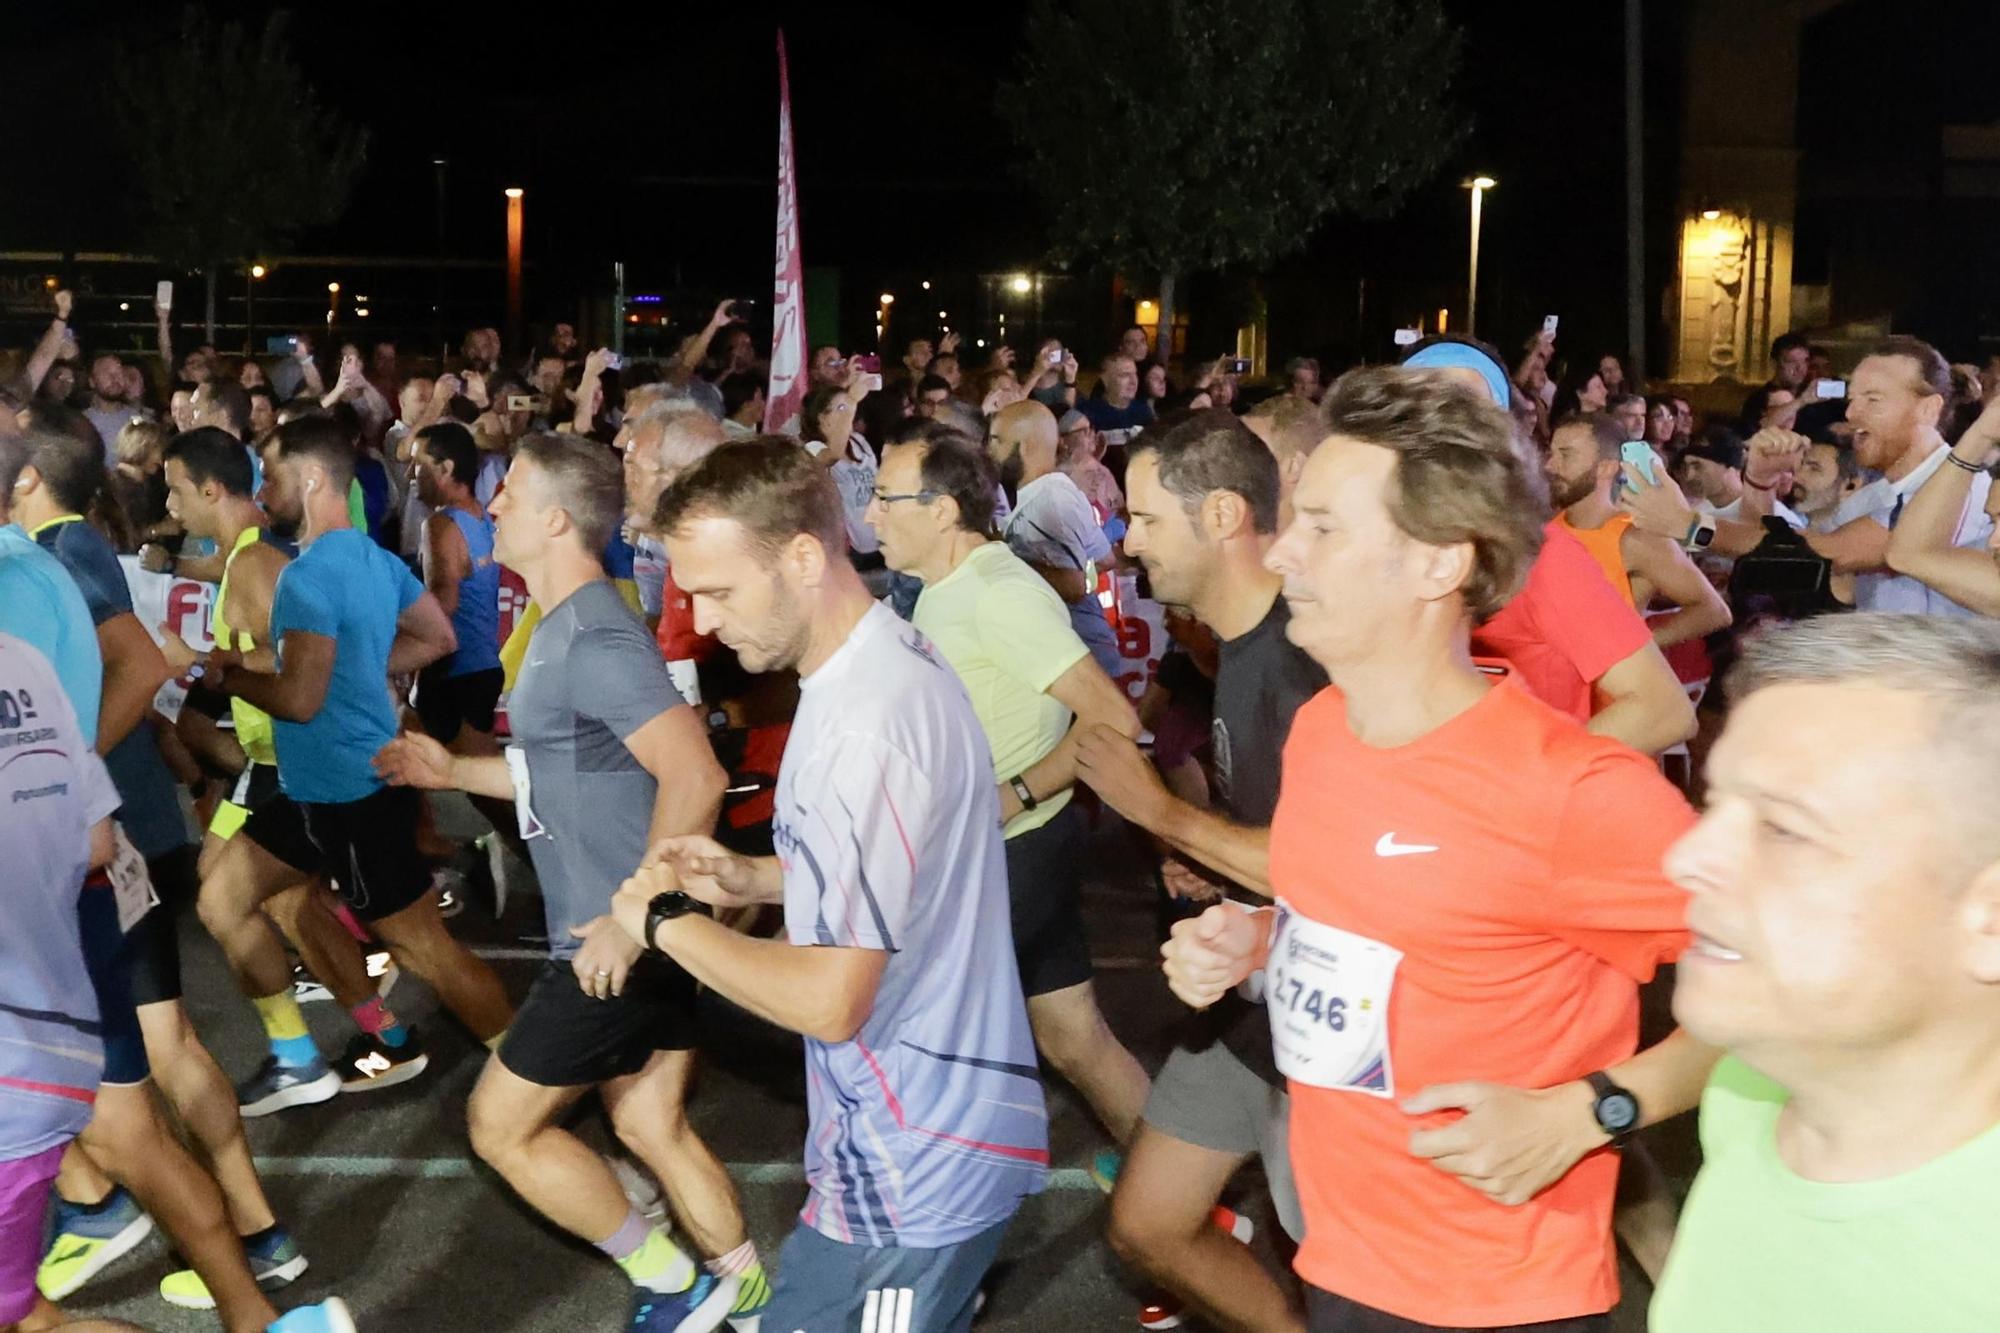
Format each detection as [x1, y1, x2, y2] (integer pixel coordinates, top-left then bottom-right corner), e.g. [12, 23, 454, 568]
[642, 890, 703, 952]
[1585, 1070, 1641, 1145]
[1009, 775, 1038, 812]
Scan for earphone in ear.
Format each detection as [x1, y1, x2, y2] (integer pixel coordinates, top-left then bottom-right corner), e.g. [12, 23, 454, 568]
[305, 476, 319, 497]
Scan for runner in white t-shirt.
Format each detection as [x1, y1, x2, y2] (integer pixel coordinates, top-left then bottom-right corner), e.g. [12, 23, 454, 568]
[613, 438, 1047, 1333]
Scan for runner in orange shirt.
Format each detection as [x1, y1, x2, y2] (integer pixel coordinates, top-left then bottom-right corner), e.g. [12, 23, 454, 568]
[1162, 367, 1721, 1332]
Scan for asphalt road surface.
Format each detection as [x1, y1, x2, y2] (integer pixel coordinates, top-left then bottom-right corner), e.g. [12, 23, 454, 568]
[63, 799, 1677, 1332]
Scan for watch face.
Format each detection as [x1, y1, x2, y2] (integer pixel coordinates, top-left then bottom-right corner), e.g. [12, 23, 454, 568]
[1598, 1092, 1640, 1134]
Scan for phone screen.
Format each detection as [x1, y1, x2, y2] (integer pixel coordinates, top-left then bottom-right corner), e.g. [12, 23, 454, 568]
[1814, 378, 1846, 399]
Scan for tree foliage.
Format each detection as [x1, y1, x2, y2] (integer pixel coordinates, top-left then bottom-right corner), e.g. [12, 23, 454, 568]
[106, 8, 368, 270]
[998, 0, 1465, 281]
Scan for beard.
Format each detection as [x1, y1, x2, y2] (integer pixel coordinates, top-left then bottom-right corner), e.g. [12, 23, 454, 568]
[997, 448, 1025, 502]
[1546, 469, 1597, 511]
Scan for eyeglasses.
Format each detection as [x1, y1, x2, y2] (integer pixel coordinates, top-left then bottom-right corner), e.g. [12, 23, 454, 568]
[872, 489, 938, 506]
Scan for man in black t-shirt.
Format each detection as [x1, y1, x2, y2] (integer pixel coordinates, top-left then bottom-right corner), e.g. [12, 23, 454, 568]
[1078, 410, 1324, 1333]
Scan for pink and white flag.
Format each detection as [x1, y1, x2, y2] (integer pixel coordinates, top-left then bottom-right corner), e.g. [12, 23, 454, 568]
[763, 30, 807, 436]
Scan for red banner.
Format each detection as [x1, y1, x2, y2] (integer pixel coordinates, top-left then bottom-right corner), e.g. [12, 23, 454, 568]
[763, 30, 807, 436]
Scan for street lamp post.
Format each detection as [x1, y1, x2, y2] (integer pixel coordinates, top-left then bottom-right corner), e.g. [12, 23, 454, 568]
[246, 264, 266, 352]
[1466, 175, 1495, 338]
[505, 187, 525, 354]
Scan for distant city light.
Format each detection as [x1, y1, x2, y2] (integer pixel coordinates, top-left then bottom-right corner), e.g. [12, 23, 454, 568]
[1010, 276, 1031, 294]
[251, 264, 267, 279]
[327, 282, 340, 294]
[879, 293, 895, 305]
[937, 310, 947, 319]
[1701, 208, 1722, 221]
[921, 280, 931, 291]
[631, 294, 663, 304]
[356, 308, 370, 318]
[118, 302, 129, 312]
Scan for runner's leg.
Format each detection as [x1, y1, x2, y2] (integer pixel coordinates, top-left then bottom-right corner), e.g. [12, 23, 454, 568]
[368, 895, 513, 1042]
[1026, 983, 1150, 1143]
[1109, 1125, 1305, 1333]
[463, 1058, 606, 1237]
[602, 1049, 749, 1260]
[135, 1001, 275, 1237]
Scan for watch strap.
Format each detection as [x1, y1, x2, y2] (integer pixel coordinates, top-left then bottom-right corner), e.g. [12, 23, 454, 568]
[1009, 775, 1037, 812]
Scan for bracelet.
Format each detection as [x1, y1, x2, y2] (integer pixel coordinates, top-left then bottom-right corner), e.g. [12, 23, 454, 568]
[1744, 473, 1777, 491]
[1947, 452, 1985, 474]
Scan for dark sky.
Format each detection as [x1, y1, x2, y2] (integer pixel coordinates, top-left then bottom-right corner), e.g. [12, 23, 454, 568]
[4, 0, 1684, 366]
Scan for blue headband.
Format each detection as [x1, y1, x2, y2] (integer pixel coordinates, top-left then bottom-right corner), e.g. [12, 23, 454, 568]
[1402, 343, 1513, 410]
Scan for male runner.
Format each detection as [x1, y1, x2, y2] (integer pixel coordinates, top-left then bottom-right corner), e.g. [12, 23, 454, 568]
[188, 417, 513, 1108]
[1543, 412, 1732, 642]
[1076, 410, 1322, 1333]
[408, 422, 503, 747]
[375, 434, 763, 1333]
[612, 438, 1048, 1333]
[1162, 368, 1718, 1331]
[867, 419, 1152, 1142]
[1652, 615, 2000, 1331]
[0, 438, 353, 1333]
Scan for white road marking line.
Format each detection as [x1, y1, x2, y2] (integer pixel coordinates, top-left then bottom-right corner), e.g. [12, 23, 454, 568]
[250, 1155, 1097, 1190]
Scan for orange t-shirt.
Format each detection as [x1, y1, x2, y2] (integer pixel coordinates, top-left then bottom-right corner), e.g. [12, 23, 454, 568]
[1555, 510, 1636, 608]
[1267, 681, 1692, 1326]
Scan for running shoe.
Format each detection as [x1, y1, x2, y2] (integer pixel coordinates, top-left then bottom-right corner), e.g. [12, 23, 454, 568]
[1210, 1204, 1254, 1245]
[36, 1187, 154, 1300]
[159, 1226, 310, 1309]
[1090, 1148, 1122, 1195]
[432, 867, 466, 918]
[266, 1297, 358, 1332]
[238, 1054, 342, 1118]
[291, 961, 334, 1005]
[1137, 1299, 1184, 1329]
[336, 1031, 430, 1094]
[629, 1273, 736, 1332]
[365, 949, 399, 994]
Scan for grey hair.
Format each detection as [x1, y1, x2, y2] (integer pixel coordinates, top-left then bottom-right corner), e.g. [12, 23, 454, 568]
[1730, 613, 2000, 872]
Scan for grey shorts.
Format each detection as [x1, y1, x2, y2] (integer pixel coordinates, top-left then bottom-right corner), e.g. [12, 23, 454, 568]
[1140, 1038, 1303, 1241]
[761, 1216, 1011, 1333]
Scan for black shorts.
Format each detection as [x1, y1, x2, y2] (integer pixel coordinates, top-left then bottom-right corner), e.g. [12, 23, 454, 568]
[243, 784, 433, 923]
[1005, 799, 1094, 999]
[127, 845, 198, 1009]
[179, 684, 232, 721]
[498, 955, 699, 1087]
[413, 664, 503, 742]
[77, 880, 149, 1086]
[1305, 1289, 1610, 1333]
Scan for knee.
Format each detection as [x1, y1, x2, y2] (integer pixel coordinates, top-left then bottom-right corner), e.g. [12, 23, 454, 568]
[610, 1100, 689, 1162]
[465, 1086, 523, 1169]
[1107, 1189, 1169, 1269]
[1030, 1002, 1108, 1075]
[195, 860, 254, 938]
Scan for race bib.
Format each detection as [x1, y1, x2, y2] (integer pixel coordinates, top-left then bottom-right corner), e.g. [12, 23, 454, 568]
[107, 824, 161, 934]
[665, 658, 702, 708]
[1266, 899, 1401, 1097]
[504, 745, 545, 840]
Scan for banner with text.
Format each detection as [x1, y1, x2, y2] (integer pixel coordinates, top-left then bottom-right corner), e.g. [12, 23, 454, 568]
[762, 29, 807, 436]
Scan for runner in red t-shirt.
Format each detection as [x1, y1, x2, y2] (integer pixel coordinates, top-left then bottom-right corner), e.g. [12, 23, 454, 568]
[1163, 368, 1719, 1332]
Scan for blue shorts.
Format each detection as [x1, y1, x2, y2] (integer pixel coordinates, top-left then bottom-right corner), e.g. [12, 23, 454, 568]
[77, 879, 149, 1087]
[761, 1216, 1011, 1333]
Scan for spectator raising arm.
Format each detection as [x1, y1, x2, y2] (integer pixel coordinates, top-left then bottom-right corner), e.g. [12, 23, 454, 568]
[1885, 397, 2000, 615]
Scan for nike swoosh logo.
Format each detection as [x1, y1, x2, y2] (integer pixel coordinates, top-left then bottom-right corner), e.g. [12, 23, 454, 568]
[49, 1240, 92, 1267]
[1375, 833, 1439, 857]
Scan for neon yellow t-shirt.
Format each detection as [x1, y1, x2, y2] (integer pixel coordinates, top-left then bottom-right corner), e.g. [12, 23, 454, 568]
[912, 541, 1087, 838]
[1652, 1056, 2000, 1331]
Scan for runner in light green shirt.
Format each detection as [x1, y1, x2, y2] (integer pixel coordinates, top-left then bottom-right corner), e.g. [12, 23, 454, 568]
[1652, 1057, 2000, 1332]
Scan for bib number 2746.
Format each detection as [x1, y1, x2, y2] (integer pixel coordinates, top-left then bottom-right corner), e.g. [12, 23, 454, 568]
[1266, 900, 1401, 1097]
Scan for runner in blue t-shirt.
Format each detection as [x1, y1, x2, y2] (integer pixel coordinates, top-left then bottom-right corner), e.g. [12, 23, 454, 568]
[188, 416, 515, 1114]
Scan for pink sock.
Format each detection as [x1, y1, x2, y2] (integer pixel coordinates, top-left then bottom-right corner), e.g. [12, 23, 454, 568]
[350, 995, 399, 1036]
[332, 900, 369, 944]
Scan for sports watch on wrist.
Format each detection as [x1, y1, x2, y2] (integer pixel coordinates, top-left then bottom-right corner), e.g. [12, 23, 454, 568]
[1585, 1070, 1641, 1145]
[1009, 775, 1038, 812]
[1682, 514, 1717, 553]
[643, 890, 702, 952]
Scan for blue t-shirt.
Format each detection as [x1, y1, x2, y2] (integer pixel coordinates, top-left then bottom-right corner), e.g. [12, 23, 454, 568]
[0, 633, 118, 1158]
[268, 526, 422, 804]
[439, 508, 501, 677]
[0, 524, 103, 742]
[1078, 393, 1154, 438]
[33, 518, 189, 858]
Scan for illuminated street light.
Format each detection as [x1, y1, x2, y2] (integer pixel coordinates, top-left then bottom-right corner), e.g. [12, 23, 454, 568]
[1700, 208, 1721, 221]
[921, 280, 931, 291]
[879, 293, 895, 305]
[505, 187, 524, 199]
[1010, 275, 1031, 294]
[327, 282, 341, 294]
[251, 264, 267, 279]
[1465, 175, 1496, 336]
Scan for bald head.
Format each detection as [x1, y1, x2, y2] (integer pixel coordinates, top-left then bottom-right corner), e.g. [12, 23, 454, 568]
[624, 405, 728, 531]
[988, 399, 1060, 485]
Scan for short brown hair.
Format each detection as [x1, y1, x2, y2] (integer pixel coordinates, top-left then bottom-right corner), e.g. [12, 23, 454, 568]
[1321, 367, 1545, 620]
[1551, 411, 1627, 462]
[516, 432, 624, 555]
[1866, 336, 1951, 401]
[656, 436, 846, 558]
[1242, 394, 1327, 468]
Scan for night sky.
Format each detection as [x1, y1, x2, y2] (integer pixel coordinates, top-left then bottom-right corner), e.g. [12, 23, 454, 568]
[5, 0, 1686, 368]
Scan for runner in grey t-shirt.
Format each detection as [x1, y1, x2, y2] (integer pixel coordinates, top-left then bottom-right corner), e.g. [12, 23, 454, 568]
[507, 578, 688, 955]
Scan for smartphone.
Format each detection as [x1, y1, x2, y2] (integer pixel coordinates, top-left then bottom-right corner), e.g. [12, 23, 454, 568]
[506, 394, 547, 414]
[859, 373, 883, 393]
[728, 299, 756, 320]
[1814, 378, 1846, 399]
[157, 280, 174, 311]
[1392, 328, 1420, 347]
[1225, 356, 1251, 374]
[602, 352, 624, 371]
[1542, 314, 1560, 337]
[1045, 347, 1064, 368]
[1619, 439, 1658, 485]
[854, 353, 882, 374]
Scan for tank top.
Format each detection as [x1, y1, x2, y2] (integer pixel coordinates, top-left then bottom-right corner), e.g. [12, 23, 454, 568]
[1554, 510, 1636, 608]
[441, 506, 501, 676]
[212, 526, 278, 766]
